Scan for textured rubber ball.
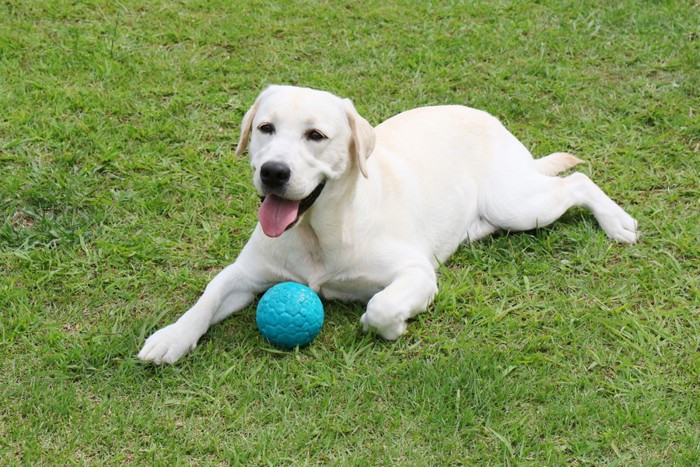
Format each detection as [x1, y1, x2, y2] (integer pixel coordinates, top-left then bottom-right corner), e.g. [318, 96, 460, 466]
[256, 282, 324, 349]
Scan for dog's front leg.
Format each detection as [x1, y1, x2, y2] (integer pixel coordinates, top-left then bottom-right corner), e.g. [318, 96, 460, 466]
[360, 266, 438, 340]
[138, 251, 267, 364]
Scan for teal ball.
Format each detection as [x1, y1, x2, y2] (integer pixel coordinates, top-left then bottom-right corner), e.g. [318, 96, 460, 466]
[256, 282, 324, 349]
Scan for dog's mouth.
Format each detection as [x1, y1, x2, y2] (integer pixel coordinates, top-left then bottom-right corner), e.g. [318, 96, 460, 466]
[258, 182, 326, 238]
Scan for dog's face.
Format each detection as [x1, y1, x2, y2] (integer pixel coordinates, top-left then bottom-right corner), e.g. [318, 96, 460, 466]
[246, 86, 352, 200]
[235, 85, 375, 237]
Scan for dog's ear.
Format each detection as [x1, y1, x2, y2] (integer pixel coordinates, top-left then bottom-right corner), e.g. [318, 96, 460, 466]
[235, 86, 280, 157]
[344, 98, 375, 178]
[234, 100, 258, 157]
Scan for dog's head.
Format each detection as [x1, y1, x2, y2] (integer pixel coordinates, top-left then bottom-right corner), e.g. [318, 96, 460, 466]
[235, 85, 375, 237]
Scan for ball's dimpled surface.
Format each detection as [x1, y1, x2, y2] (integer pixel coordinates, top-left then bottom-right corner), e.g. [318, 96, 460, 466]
[256, 282, 324, 349]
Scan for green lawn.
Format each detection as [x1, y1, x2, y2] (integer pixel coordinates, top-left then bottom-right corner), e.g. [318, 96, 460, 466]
[1, 0, 698, 464]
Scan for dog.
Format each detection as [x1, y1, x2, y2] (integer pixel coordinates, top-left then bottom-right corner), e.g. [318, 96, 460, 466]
[138, 85, 638, 364]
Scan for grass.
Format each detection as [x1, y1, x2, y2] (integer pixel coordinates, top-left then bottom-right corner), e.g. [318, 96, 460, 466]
[1, 0, 698, 464]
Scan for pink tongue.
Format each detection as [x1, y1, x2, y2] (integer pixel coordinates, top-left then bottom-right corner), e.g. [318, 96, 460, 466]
[258, 195, 300, 238]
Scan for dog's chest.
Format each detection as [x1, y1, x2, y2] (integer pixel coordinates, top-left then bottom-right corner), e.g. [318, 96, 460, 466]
[288, 253, 384, 303]
[313, 274, 384, 303]
[276, 236, 385, 303]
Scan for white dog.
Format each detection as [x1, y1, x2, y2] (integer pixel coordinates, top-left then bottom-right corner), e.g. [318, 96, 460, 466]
[139, 85, 638, 364]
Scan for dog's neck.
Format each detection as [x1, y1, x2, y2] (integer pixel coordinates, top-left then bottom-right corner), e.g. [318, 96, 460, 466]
[298, 168, 371, 252]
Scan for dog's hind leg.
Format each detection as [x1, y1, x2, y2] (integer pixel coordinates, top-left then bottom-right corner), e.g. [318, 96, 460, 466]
[483, 171, 639, 244]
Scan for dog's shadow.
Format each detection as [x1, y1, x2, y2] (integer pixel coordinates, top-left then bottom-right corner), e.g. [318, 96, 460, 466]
[198, 296, 368, 353]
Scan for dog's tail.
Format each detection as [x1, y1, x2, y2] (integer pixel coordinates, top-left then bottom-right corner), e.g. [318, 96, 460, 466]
[535, 152, 583, 176]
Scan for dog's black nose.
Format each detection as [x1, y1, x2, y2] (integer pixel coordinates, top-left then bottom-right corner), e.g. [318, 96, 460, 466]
[260, 162, 291, 189]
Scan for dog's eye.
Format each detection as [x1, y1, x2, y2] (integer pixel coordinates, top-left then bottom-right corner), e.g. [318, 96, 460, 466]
[306, 129, 327, 142]
[258, 123, 275, 134]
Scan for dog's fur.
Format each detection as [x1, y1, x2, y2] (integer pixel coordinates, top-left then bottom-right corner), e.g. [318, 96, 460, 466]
[139, 85, 638, 364]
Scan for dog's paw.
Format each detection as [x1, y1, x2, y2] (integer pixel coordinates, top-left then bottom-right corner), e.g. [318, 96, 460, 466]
[599, 206, 639, 244]
[138, 323, 197, 364]
[360, 307, 408, 341]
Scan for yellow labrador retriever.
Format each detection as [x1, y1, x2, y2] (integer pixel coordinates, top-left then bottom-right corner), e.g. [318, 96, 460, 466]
[139, 85, 638, 364]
